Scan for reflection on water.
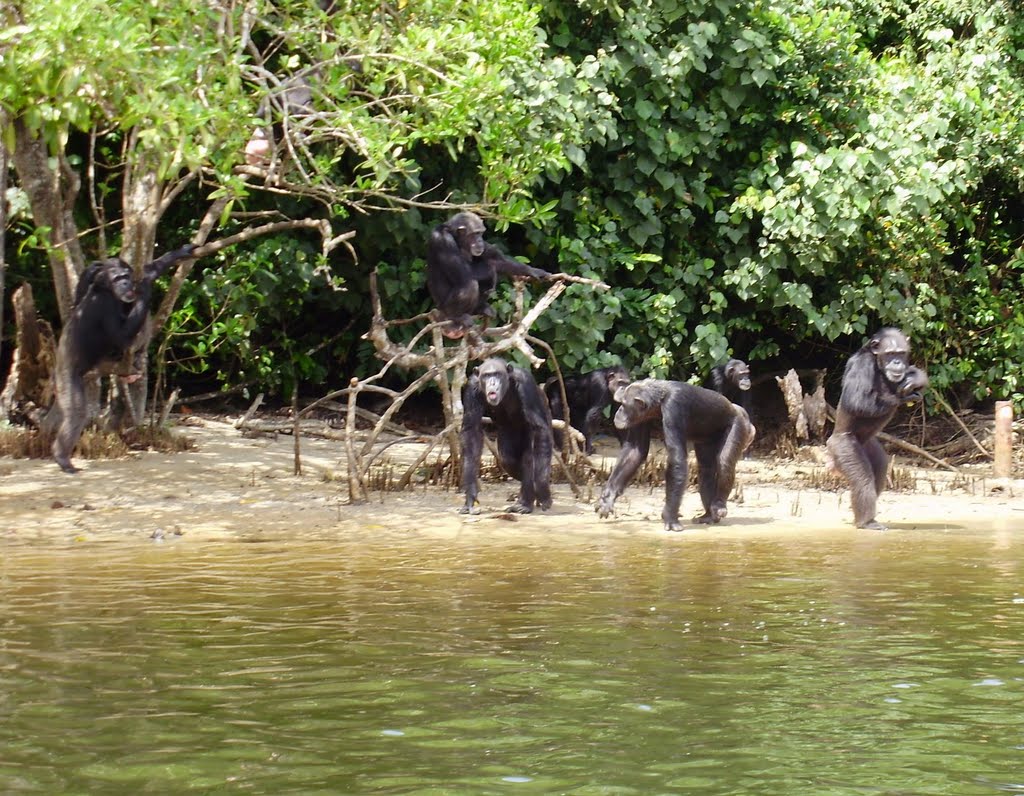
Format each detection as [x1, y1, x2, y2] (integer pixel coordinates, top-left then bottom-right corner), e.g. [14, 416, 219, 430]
[2, 526, 1023, 795]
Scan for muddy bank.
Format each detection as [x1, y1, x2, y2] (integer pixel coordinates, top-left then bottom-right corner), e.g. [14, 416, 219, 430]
[1, 416, 1021, 543]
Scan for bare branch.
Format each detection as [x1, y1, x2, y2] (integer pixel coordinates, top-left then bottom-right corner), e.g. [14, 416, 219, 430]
[189, 218, 351, 258]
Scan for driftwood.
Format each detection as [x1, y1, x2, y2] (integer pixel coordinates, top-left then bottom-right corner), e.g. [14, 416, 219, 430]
[881, 430, 959, 472]
[802, 370, 828, 442]
[237, 407, 416, 440]
[0, 284, 57, 423]
[930, 391, 990, 460]
[993, 401, 1014, 478]
[775, 369, 809, 441]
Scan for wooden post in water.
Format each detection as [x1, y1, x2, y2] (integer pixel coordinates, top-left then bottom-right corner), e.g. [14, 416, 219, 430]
[993, 400, 1013, 478]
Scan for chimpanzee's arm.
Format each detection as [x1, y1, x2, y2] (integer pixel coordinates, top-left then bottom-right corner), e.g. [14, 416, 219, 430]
[99, 297, 148, 352]
[103, 244, 195, 353]
[141, 244, 198, 285]
[429, 228, 475, 284]
[838, 351, 901, 417]
[459, 377, 487, 513]
[482, 245, 548, 280]
[596, 422, 651, 518]
[899, 366, 929, 403]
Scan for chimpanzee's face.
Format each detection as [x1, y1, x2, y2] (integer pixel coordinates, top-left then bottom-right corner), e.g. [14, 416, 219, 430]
[476, 360, 510, 407]
[606, 368, 631, 401]
[613, 383, 659, 430]
[100, 259, 138, 303]
[449, 212, 487, 258]
[729, 363, 751, 391]
[460, 227, 485, 258]
[872, 334, 909, 385]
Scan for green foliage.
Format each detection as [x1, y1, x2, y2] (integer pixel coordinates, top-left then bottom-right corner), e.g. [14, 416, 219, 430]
[4, 0, 1024, 411]
[519, 0, 1024, 408]
[164, 235, 352, 396]
[1, 1, 250, 173]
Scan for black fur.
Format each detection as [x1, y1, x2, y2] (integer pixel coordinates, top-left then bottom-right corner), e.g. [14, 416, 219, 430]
[51, 244, 197, 473]
[544, 365, 630, 454]
[461, 358, 554, 514]
[825, 327, 928, 529]
[596, 379, 755, 531]
[426, 212, 547, 338]
[704, 358, 752, 414]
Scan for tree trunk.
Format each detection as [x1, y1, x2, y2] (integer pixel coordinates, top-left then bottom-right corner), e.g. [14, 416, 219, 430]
[118, 145, 164, 425]
[1, 109, 7, 368]
[0, 284, 57, 423]
[775, 368, 809, 442]
[10, 116, 85, 322]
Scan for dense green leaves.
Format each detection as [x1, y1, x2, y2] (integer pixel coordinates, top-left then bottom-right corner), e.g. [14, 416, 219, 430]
[2, 0, 1023, 409]
[523, 0, 1023, 407]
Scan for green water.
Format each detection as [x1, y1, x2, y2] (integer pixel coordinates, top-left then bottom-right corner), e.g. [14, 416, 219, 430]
[1, 526, 1023, 795]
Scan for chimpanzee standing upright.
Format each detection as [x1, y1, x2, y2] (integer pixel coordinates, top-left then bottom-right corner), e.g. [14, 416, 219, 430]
[460, 357, 553, 514]
[426, 212, 548, 339]
[826, 327, 928, 530]
[50, 244, 197, 473]
[596, 379, 755, 531]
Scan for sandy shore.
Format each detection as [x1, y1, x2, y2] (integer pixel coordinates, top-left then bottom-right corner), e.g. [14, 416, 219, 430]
[1, 416, 1021, 542]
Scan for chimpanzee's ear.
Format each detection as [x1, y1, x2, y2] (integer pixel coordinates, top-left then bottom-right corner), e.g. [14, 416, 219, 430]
[472, 366, 481, 378]
[506, 363, 515, 376]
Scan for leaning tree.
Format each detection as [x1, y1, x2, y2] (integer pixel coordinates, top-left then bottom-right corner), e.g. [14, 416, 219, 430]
[0, 0, 582, 444]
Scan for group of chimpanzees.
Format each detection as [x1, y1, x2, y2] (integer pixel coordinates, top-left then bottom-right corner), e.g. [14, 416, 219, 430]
[429, 212, 928, 531]
[459, 355, 757, 530]
[52, 212, 927, 533]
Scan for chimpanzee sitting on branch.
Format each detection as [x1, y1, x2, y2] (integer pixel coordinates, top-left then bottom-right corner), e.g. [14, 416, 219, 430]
[427, 212, 549, 339]
[826, 327, 928, 530]
[544, 365, 630, 455]
[460, 357, 554, 514]
[50, 244, 197, 473]
[596, 379, 755, 531]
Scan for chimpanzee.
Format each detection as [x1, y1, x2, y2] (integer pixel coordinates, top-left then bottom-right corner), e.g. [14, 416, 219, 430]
[427, 212, 549, 339]
[245, 73, 317, 166]
[826, 327, 928, 530]
[704, 358, 752, 413]
[460, 357, 554, 514]
[596, 379, 755, 531]
[51, 244, 197, 473]
[544, 365, 630, 454]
